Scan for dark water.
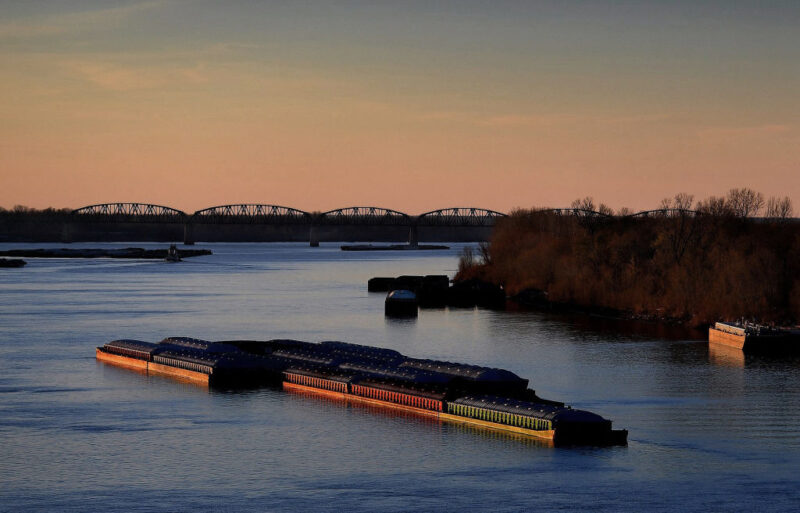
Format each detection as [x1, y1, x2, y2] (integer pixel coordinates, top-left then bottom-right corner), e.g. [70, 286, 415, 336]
[1, 242, 799, 512]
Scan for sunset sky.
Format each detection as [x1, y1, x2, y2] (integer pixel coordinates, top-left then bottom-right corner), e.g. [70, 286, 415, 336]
[1, 1, 798, 214]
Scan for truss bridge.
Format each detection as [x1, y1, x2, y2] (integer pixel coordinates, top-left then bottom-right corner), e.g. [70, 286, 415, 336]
[65, 203, 508, 244]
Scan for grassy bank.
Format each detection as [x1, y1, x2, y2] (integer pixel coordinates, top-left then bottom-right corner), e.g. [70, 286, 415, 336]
[457, 194, 799, 326]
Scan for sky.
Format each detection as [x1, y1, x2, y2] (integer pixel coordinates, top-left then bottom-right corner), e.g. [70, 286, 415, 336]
[1, 0, 798, 214]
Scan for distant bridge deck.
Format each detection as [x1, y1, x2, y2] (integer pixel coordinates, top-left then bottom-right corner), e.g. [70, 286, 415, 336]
[59, 202, 791, 244]
[69, 203, 714, 225]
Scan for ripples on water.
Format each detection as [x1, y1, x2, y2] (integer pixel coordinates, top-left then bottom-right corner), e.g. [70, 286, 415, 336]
[1, 242, 799, 512]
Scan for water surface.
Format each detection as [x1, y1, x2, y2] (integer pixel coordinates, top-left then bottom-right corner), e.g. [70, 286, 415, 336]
[1, 242, 799, 512]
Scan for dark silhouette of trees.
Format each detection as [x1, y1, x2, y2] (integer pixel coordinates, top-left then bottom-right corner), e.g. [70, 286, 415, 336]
[696, 196, 731, 216]
[726, 188, 764, 217]
[660, 193, 694, 211]
[766, 196, 793, 219]
[458, 191, 800, 325]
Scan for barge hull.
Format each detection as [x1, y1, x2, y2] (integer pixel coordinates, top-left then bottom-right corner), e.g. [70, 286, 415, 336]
[96, 348, 149, 371]
[96, 348, 210, 385]
[708, 327, 746, 350]
[148, 361, 210, 385]
[283, 381, 556, 442]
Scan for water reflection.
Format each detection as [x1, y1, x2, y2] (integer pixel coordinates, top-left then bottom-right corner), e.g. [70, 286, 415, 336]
[502, 304, 705, 342]
[708, 343, 800, 370]
[383, 316, 418, 326]
[708, 344, 746, 368]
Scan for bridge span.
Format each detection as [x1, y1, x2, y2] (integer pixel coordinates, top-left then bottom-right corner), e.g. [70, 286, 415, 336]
[7, 203, 757, 244]
[56, 203, 722, 244]
[65, 203, 507, 244]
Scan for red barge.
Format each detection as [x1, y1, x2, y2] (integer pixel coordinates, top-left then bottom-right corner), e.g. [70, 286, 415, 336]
[96, 337, 627, 446]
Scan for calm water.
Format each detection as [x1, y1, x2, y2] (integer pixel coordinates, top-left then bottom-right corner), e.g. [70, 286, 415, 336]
[1, 242, 799, 512]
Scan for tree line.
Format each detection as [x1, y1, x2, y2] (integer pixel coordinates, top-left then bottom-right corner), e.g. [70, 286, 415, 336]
[457, 189, 799, 326]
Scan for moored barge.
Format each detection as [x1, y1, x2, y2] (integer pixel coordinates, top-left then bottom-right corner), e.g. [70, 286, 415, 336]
[384, 289, 419, 317]
[709, 322, 800, 353]
[96, 337, 627, 446]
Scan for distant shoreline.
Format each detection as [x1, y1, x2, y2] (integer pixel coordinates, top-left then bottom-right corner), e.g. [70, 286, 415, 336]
[0, 247, 211, 259]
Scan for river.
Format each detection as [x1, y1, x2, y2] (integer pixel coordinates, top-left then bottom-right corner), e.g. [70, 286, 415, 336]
[1, 242, 799, 512]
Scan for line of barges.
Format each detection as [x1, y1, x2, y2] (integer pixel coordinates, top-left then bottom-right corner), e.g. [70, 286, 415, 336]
[96, 336, 627, 446]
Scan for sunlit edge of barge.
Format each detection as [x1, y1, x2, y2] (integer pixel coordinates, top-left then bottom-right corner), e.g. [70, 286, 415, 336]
[96, 348, 210, 384]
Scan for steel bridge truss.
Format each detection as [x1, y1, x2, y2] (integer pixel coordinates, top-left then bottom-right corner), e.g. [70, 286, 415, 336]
[317, 207, 411, 226]
[191, 204, 311, 224]
[627, 208, 699, 218]
[71, 203, 186, 222]
[533, 208, 613, 218]
[417, 207, 506, 227]
[70, 203, 706, 226]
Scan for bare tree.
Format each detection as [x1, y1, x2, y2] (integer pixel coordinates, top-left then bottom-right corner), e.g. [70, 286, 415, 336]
[673, 193, 694, 211]
[695, 196, 732, 216]
[765, 196, 793, 219]
[457, 246, 475, 275]
[617, 207, 633, 216]
[660, 193, 694, 212]
[597, 203, 614, 216]
[478, 241, 492, 265]
[726, 188, 764, 217]
[570, 197, 596, 212]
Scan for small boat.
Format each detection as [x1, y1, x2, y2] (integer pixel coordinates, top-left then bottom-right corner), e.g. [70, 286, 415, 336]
[385, 289, 418, 317]
[165, 244, 181, 262]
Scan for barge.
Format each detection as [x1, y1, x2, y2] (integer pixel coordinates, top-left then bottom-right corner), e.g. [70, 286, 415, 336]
[96, 337, 627, 446]
[709, 322, 800, 353]
[384, 289, 419, 317]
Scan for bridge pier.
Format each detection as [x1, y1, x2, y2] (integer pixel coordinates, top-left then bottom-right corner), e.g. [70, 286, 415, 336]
[60, 222, 72, 243]
[408, 222, 419, 248]
[184, 222, 195, 245]
[309, 224, 319, 247]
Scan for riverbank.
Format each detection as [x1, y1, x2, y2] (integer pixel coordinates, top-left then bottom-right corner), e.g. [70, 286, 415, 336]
[456, 208, 800, 326]
[506, 286, 701, 328]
